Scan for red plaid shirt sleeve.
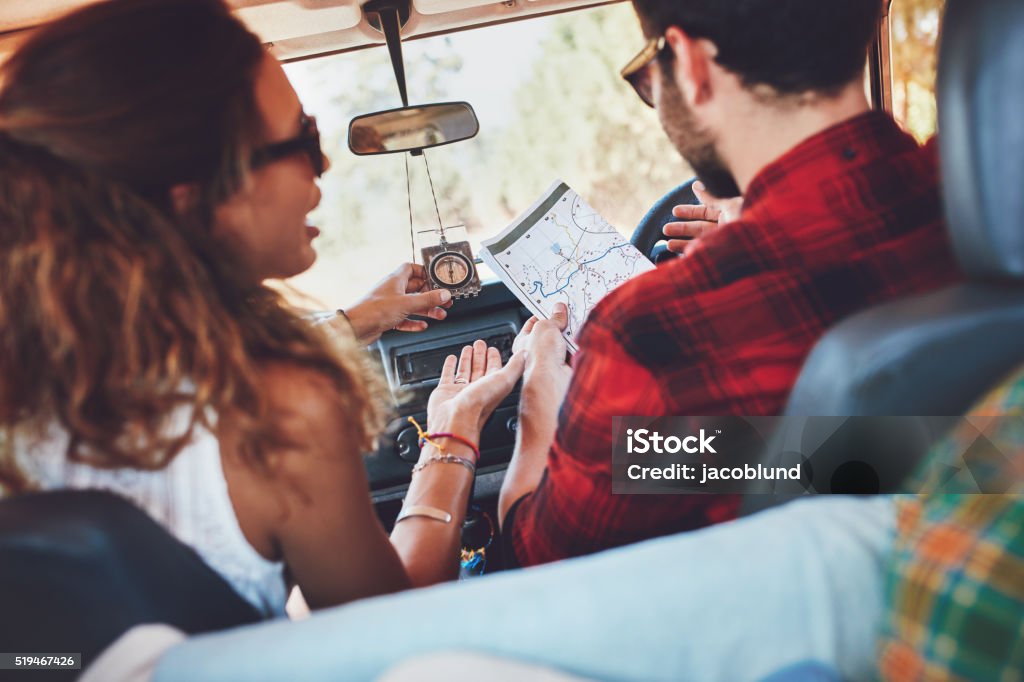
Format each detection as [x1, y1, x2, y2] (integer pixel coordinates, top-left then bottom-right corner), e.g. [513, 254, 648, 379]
[508, 314, 741, 565]
[507, 113, 961, 567]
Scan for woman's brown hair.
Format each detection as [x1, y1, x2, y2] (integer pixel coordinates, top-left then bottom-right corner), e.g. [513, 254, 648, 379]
[0, 0, 384, 489]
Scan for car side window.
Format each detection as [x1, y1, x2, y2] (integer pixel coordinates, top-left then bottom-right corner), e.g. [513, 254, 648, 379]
[890, 0, 945, 141]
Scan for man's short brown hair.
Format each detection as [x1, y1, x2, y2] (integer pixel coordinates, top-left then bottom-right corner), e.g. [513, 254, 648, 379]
[632, 0, 884, 96]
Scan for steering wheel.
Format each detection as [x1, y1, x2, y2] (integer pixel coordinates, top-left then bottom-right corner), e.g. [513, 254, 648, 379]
[629, 178, 700, 263]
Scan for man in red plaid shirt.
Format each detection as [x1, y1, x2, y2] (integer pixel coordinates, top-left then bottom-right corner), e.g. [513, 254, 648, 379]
[497, 0, 961, 567]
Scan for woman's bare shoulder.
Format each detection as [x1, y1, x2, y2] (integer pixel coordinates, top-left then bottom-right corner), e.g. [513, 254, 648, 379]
[258, 361, 348, 426]
[218, 360, 361, 509]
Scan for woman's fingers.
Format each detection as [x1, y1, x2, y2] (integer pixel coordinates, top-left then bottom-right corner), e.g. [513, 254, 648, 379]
[470, 339, 487, 382]
[439, 354, 458, 383]
[450, 343, 506, 385]
[401, 262, 427, 288]
[455, 345, 473, 383]
[485, 346, 502, 375]
[394, 319, 429, 333]
[408, 277, 453, 307]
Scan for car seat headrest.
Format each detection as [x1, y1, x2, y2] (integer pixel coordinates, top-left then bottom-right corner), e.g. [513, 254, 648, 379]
[939, 0, 1024, 280]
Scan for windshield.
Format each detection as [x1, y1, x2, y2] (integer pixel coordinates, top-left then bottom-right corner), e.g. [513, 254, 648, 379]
[279, 3, 691, 309]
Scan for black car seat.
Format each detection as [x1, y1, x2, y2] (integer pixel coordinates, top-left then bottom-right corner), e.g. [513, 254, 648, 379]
[0, 490, 261, 680]
[745, 0, 1024, 504]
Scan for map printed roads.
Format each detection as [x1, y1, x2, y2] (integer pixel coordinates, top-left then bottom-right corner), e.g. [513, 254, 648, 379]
[480, 181, 655, 352]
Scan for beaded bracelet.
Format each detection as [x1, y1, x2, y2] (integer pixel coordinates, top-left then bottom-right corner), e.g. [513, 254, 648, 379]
[411, 453, 476, 476]
[407, 416, 481, 463]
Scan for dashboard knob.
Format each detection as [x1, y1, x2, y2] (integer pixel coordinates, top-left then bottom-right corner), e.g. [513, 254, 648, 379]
[396, 428, 420, 463]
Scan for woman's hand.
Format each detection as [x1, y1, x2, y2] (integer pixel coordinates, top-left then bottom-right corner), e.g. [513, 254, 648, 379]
[663, 181, 744, 256]
[427, 340, 526, 436]
[342, 263, 454, 345]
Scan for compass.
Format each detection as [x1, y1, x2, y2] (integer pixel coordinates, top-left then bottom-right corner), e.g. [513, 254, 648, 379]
[421, 239, 481, 298]
[430, 252, 472, 288]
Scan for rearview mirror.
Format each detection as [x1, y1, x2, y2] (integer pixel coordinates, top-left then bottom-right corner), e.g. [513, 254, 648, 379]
[348, 102, 479, 155]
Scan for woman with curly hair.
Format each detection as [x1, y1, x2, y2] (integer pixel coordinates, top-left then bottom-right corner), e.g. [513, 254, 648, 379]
[0, 0, 523, 618]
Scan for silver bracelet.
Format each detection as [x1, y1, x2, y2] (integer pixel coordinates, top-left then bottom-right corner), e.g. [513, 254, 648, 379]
[394, 505, 453, 524]
[411, 454, 476, 476]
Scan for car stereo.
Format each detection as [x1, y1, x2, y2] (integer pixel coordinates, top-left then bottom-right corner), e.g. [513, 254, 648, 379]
[377, 317, 519, 407]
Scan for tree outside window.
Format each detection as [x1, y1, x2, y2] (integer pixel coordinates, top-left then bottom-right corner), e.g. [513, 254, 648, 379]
[890, 0, 945, 141]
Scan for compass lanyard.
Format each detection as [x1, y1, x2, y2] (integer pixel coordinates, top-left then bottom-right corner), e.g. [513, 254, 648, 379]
[404, 151, 448, 260]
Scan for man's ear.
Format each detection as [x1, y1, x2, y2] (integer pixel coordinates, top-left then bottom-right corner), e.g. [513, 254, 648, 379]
[664, 26, 717, 106]
[169, 183, 199, 216]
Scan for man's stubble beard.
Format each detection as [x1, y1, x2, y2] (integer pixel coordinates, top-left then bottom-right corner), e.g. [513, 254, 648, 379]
[656, 67, 742, 199]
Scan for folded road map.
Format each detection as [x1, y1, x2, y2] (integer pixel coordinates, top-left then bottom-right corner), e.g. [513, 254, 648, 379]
[480, 181, 655, 353]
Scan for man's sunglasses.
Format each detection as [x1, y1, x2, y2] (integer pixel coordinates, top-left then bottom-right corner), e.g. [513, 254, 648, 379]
[250, 113, 325, 178]
[620, 37, 668, 108]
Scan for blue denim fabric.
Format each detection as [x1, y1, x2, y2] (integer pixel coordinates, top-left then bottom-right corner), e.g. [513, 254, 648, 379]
[154, 497, 894, 682]
[758, 661, 843, 682]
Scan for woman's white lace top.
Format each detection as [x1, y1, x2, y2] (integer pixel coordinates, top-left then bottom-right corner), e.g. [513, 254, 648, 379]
[11, 418, 287, 618]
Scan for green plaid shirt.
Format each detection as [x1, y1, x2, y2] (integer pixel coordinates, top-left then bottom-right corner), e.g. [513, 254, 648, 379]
[877, 367, 1024, 681]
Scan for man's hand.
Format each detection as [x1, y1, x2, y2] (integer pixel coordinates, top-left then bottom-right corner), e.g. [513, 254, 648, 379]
[342, 263, 454, 345]
[663, 181, 744, 256]
[500, 303, 573, 525]
[513, 302, 572, 388]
